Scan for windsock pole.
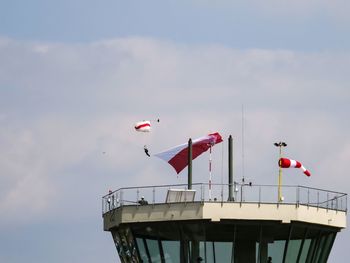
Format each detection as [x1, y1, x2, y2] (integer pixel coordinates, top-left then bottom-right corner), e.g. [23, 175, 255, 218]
[278, 146, 282, 202]
[274, 141, 287, 202]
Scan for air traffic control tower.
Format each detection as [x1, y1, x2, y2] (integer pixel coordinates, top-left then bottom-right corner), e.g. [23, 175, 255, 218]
[102, 139, 347, 263]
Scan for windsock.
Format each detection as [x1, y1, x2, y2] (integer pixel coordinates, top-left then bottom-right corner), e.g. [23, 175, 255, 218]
[134, 121, 151, 132]
[279, 158, 311, 177]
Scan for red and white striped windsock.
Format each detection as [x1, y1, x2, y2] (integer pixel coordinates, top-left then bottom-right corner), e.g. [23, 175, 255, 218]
[279, 158, 311, 177]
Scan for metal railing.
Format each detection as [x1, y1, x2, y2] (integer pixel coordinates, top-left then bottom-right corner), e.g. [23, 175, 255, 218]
[102, 183, 347, 215]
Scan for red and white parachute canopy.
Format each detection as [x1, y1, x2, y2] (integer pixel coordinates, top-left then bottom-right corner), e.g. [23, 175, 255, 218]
[134, 119, 160, 132]
[155, 132, 223, 174]
[134, 120, 151, 132]
[279, 158, 311, 177]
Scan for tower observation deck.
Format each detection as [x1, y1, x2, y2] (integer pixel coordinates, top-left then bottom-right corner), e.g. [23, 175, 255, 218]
[102, 183, 347, 263]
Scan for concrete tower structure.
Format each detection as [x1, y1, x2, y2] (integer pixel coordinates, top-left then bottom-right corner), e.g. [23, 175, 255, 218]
[102, 138, 346, 262]
[103, 183, 346, 263]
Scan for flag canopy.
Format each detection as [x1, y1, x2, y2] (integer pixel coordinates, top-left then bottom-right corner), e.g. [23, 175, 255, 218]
[155, 132, 223, 174]
[279, 157, 311, 177]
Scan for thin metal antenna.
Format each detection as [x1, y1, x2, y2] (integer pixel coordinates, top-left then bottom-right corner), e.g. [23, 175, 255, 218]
[209, 145, 212, 201]
[221, 142, 224, 184]
[241, 105, 245, 202]
[221, 141, 224, 201]
[242, 104, 245, 184]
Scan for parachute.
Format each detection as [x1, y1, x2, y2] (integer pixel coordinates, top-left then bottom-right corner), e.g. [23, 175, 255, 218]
[134, 119, 160, 157]
[134, 120, 151, 132]
[134, 119, 159, 132]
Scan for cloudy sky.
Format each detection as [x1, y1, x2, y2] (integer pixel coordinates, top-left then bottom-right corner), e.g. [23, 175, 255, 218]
[1, 1, 349, 262]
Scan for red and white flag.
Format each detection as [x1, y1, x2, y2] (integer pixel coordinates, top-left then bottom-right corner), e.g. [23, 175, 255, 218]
[134, 120, 151, 132]
[155, 132, 223, 174]
[279, 158, 311, 177]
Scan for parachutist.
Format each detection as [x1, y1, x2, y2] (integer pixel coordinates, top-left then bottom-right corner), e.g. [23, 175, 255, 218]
[144, 146, 150, 157]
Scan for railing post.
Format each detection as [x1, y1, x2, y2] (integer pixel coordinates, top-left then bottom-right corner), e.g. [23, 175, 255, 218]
[341, 197, 343, 211]
[221, 183, 224, 203]
[234, 182, 237, 201]
[327, 192, 329, 211]
[336, 196, 338, 211]
[307, 188, 310, 207]
[297, 186, 300, 207]
[317, 191, 319, 210]
[120, 189, 124, 206]
[103, 197, 106, 214]
[201, 183, 204, 202]
[107, 195, 111, 211]
[112, 194, 115, 209]
[153, 187, 155, 205]
[136, 188, 139, 205]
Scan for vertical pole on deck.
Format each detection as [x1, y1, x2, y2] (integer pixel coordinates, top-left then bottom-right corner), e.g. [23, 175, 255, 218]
[188, 138, 192, 190]
[209, 145, 212, 201]
[278, 146, 283, 202]
[228, 135, 234, 201]
[274, 141, 287, 203]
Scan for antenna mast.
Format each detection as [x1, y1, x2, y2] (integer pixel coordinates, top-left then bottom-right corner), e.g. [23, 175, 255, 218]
[241, 105, 245, 201]
[242, 105, 245, 183]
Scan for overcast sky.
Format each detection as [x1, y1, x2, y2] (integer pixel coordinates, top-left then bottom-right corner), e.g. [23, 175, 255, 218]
[0, 1, 349, 263]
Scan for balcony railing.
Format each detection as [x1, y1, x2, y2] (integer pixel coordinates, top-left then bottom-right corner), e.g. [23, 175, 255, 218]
[102, 183, 347, 215]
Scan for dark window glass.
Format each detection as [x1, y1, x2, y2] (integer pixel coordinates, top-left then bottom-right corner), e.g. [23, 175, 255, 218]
[136, 238, 149, 263]
[316, 233, 336, 263]
[205, 241, 215, 263]
[284, 226, 304, 263]
[285, 239, 302, 262]
[114, 221, 338, 263]
[305, 238, 317, 263]
[299, 239, 311, 262]
[215, 242, 233, 262]
[314, 234, 327, 262]
[146, 239, 161, 263]
[199, 241, 206, 261]
[268, 240, 285, 262]
[162, 240, 180, 263]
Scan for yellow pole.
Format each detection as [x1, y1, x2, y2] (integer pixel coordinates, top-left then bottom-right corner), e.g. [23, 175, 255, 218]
[278, 146, 282, 202]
